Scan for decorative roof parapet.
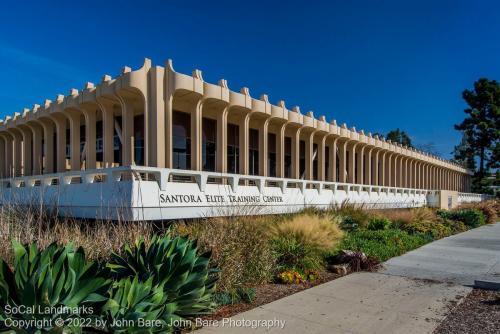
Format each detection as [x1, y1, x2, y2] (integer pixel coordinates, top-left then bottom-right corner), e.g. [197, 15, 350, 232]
[0, 57, 471, 174]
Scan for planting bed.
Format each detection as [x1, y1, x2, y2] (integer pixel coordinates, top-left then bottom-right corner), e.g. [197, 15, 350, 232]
[204, 271, 341, 321]
[434, 289, 500, 334]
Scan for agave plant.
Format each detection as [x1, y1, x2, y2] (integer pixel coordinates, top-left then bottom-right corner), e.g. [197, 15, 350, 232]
[0, 241, 110, 333]
[108, 234, 218, 318]
[103, 276, 184, 333]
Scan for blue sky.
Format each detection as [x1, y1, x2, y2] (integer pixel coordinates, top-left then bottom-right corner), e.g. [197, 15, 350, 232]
[1, 0, 499, 158]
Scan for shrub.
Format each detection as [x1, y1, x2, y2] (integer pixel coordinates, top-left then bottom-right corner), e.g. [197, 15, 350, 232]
[0, 202, 154, 265]
[104, 276, 181, 333]
[338, 229, 432, 262]
[373, 207, 436, 226]
[401, 220, 452, 239]
[0, 241, 110, 333]
[108, 234, 217, 318]
[460, 201, 498, 224]
[171, 217, 275, 292]
[213, 287, 256, 306]
[331, 203, 372, 230]
[277, 270, 305, 284]
[269, 214, 344, 271]
[437, 208, 485, 228]
[441, 219, 468, 234]
[367, 217, 392, 230]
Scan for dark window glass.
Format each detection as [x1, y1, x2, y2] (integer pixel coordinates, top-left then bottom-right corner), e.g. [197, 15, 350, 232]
[284, 137, 292, 178]
[65, 128, 70, 159]
[172, 111, 191, 170]
[268, 133, 276, 177]
[96, 120, 103, 162]
[249, 128, 259, 175]
[227, 123, 239, 173]
[299, 140, 305, 179]
[202, 118, 217, 171]
[134, 115, 144, 166]
[336, 152, 340, 181]
[115, 116, 122, 164]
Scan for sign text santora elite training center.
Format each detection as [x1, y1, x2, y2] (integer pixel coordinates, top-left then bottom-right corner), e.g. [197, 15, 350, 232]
[159, 194, 284, 204]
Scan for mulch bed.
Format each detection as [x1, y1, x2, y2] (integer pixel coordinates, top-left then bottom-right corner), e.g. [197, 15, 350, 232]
[204, 271, 341, 321]
[434, 289, 500, 334]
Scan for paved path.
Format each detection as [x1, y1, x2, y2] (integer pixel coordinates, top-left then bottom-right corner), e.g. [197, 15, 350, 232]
[382, 222, 500, 285]
[199, 223, 500, 334]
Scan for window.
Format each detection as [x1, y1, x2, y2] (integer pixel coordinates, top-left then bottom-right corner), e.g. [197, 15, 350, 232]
[202, 118, 217, 171]
[172, 111, 191, 170]
[134, 115, 144, 166]
[268, 133, 276, 177]
[227, 124, 239, 173]
[249, 129, 259, 175]
[284, 137, 292, 178]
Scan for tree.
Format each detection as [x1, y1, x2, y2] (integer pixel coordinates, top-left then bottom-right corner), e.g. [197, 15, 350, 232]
[386, 128, 413, 147]
[415, 142, 441, 157]
[452, 129, 476, 170]
[455, 78, 500, 176]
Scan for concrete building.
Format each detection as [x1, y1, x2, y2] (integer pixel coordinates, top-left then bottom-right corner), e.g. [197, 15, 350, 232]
[0, 59, 480, 220]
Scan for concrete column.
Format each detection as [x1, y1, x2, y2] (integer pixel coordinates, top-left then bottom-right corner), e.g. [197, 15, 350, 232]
[3, 134, 14, 177]
[416, 162, 420, 189]
[408, 159, 413, 188]
[239, 113, 250, 175]
[356, 145, 364, 184]
[364, 147, 373, 185]
[191, 100, 202, 171]
[347, 142, 357, 183]
[83, 108, 97, 170]
[318, 134, 326, 181]
[149, 66, 165, 168]
[338, 139, 348, 183]
[27, 123, 43, 175]
[98, 102, 115, 168]
[422, 163, 426, 189]
[276, 123, 286, 178]
[51, 115, 67, 172]
[305, 130, 315, 180]
[0, 136, 5, 178]
[402, 157, 407, 187]
[67, 112, 81, 171]
[379, 151, 386, 186]
[384, 152, 392, 186]
[432, 166, 436, 189]
[216, 107, 228, 173]
[18, 126, 32, 176]
[439, 167, 442, 190]
[328, 137, 338, 182]
[427, 164, 432, 189]
[258, 118, 269, 177]
[393, 155, 399, 187]
[117, 97, 135, 167]
[372, 149, 379, 185]
[9, 129, 23, 177]
[291, 127, 301, 179]
[39, 120, 55, 174]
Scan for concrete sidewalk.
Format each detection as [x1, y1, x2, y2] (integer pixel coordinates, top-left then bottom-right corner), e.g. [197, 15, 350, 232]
[199, 223, 500, 334]
[199, 272, 469, 334]
[382, 223, 500, 285]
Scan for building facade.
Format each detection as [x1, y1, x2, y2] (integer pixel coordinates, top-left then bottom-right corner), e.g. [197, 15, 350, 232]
[0, 58, 471, 190]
